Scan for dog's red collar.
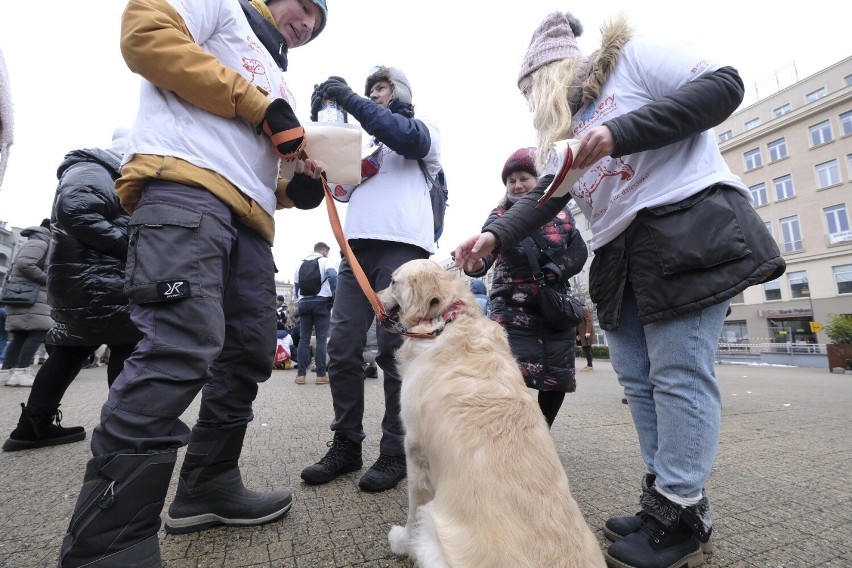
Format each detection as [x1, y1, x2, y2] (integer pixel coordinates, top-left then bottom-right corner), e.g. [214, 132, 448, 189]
[382, 299, 467, 340]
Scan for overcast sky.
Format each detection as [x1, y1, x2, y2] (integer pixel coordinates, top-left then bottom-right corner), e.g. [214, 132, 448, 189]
[1, 1, 850, 280]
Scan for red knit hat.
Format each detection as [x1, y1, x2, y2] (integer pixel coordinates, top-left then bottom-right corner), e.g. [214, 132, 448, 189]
[501, 147, 537, 184]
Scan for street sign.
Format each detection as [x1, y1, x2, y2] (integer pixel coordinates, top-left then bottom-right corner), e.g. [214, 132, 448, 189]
[810, 321, 822, 333]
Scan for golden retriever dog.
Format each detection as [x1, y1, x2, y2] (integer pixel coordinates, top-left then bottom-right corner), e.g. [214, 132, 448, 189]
[378, 259, 605, 568]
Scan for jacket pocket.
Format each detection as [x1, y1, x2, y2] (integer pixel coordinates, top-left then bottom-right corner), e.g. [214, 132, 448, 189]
[637, 186, 751, 276]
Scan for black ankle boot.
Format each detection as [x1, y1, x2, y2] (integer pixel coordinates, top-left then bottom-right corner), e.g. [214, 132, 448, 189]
[164, 424, 292, 534]
[605, 486, 708, 568]
[2, 403, 86, 452]
[603, 474, 656, 542]
[58, 450, 177, 568]
[605, 475, 714, 555]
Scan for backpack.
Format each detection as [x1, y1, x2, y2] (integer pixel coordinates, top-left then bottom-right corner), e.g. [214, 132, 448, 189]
[297, 257, 325, 296]
[418, 160, 448, 242]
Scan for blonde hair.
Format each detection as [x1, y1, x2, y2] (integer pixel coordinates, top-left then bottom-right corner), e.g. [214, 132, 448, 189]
[527, 58, 579, 172]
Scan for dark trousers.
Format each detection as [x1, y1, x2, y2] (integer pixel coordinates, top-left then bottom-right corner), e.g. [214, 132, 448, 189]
[2, 329, 47, 369]
[90, 182, 276, 456]
[25, 344, 135, 415]
[327, 241, 428, 456]
[297, 298, 330, 376]
[582, 345, 594, 367]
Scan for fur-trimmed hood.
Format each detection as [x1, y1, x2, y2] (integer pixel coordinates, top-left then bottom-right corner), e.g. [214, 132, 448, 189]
[574, 15, 633, 113]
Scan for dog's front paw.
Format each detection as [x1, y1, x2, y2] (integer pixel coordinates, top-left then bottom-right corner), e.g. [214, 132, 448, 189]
[388, 525, 409, 556]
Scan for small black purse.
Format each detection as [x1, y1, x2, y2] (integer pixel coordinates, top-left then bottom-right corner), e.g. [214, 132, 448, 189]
[521, 236, 584, 331]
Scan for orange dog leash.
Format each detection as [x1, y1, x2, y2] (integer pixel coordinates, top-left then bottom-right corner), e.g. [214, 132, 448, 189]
[317, 173, 436, 340]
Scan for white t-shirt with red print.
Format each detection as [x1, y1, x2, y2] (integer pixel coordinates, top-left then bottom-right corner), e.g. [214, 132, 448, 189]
[568, 36, 748, 250]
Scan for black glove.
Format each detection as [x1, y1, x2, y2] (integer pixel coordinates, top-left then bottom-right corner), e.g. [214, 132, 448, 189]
[286, 172, 325, 210]
[309, 76, 357, 121]
[259, 98, 305, 160]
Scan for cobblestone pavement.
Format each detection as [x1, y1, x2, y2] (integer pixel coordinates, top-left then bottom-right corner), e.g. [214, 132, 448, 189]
[1, 360, 850, 567]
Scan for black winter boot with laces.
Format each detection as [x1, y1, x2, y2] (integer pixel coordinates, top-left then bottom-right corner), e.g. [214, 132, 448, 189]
[301, 433, 363, 485]
[605, 474, 714, 555]
[2, 403, 86, 452]
[605, 485, 709, 568]
[358, 453, 406, 492]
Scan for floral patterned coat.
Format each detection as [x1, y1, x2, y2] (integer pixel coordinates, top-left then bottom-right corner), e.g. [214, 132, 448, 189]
[469, 199, 587, 392]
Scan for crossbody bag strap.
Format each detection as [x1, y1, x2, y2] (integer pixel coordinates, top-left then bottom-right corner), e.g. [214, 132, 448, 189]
[417, 159, 436, 188]
[521, 238, 545, 282]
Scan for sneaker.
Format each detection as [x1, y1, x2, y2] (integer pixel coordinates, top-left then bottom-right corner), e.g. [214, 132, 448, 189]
[5, 367, 35, 387]
[315, 374, 329, 385]
[300, 435, 362, 485]
[358, 454, 406, 492]
[295, 375, 306, 385]
[581, 366, 594, 372]
[364, 365, 378, 379]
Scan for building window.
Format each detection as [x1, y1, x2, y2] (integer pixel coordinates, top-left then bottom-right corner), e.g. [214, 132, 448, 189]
[745, 118, 761, 130]
[834, 264, 852, 294]
[764, 221, 773, 236]
[806, 87, 827, 102]
[773, 104, 792, 118]
[780, 215, 803, 253]
[841, 111, 852, 137]
[816, 159, 840, 188]
[749, 183, 768, 206]
[720, 321, 748, 345]
[768, 138, 788, 162]
[744, 148, 762, 170]
[825, 203, 851, 245]
[788, 271, 808, 299]
[846, 74, 852, 87]
[773, 174, 795, 200]
[719, 130, 732, 142]
[763, 280, 782, 301]
[809, 120, 833, 146]
[848, 154, 852, 178]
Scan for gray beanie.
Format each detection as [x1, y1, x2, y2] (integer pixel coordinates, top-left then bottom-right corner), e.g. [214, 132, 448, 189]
[364, 66, 413, 104]
[517, 12, 584, 88]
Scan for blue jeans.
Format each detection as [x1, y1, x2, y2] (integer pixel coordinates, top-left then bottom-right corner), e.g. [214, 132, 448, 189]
[297, 297, 331, 376]
[607, 285, 729, 500]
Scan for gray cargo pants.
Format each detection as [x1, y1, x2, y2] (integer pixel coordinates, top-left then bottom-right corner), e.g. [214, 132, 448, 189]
[90, 181, 277, 456]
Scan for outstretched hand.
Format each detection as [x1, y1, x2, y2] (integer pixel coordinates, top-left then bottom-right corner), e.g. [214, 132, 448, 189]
[452, 233, 497, 272]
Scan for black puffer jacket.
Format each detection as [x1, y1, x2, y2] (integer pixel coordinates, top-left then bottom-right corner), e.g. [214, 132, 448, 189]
[45, 148, 141, 347]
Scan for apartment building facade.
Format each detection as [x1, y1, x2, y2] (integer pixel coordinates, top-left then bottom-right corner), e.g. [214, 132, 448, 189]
[715, 56, 852, 348]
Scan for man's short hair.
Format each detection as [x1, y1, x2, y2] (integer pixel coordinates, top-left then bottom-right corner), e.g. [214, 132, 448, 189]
[314, 242, 330, 253]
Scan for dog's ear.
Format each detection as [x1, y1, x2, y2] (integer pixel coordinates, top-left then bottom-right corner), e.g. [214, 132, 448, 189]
[405, 270, 444, 322]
